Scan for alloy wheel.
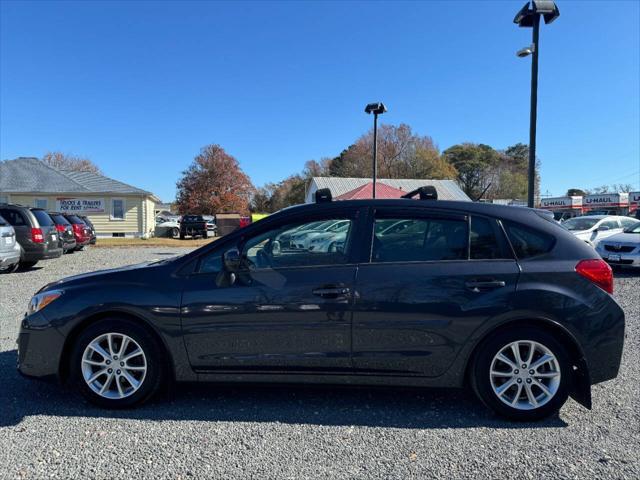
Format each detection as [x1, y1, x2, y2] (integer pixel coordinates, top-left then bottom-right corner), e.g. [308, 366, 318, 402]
[81, 332, 147, 399]
[489, 340, 561, 410]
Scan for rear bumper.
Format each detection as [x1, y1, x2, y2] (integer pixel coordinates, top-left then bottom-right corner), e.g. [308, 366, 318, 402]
[584, 300, 626, 385]
[62, 239, 77, 251]
[0, 246, 21, 268]
[21, 244, 63, 262]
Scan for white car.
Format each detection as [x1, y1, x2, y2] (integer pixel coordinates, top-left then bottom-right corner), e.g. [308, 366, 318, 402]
[595, 222, 640, 268]
[291, 220, 349, 250]
[561, 215, 638, 247]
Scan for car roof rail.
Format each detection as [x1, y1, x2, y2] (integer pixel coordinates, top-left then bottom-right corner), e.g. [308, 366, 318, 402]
[401, 185, 438, 200]
[315, 188, 332, 203]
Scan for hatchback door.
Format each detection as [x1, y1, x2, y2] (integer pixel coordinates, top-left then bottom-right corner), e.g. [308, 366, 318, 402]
[352, 208, 519, 377]
[181, 208, 366, 373]
[30, 209, 58, 247]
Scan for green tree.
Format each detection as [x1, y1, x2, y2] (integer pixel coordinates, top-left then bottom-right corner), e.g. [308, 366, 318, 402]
[442, 143, 500, 199]
[567, 188, 587, 196]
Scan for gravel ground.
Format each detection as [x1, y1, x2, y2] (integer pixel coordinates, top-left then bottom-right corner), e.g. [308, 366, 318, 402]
[1, 247, 639, 479]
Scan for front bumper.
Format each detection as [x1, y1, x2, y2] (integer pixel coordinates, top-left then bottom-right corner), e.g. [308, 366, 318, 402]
[17, 312, 66, 379]
[597, 247, 640, 267]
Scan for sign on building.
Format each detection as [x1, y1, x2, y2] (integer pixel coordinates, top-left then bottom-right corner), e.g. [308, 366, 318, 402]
[56, 197, 105, 213]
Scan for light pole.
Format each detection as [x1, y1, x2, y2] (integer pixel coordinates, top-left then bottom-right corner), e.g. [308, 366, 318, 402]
[364, 102, 387, 198]
[514, 0, 559, 208]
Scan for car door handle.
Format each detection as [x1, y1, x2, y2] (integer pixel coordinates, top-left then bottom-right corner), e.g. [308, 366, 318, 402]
[465, 280, 506, 292]
[312, 286, 350, 298]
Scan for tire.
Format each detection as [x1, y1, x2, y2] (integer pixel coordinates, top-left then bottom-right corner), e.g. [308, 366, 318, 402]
[1, 262, 19, 274]
[203, 231, 208, 239]
[179, 232, 185, 240]
[69, 317, 165, 408]
[171, 227, 179, 238]
[19, 260, 38, 269]
[471, 327, 571, 421]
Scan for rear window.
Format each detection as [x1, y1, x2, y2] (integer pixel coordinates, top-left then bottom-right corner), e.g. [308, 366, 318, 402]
[183, 215, 204, 222]
[50, 214, 71, 225]
[503, 221, 555, 259]
[31, 209, 54, 227]
[65, 215, 85, 224]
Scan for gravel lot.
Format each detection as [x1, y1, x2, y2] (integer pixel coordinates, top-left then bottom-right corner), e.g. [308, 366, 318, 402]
[1, 247, 639, 479]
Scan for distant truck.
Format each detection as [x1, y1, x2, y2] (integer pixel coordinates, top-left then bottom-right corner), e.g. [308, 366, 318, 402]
[179, 215, 208, 240]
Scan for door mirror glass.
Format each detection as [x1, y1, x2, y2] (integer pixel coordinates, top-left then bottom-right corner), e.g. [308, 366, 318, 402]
[223, 248, 242, 271]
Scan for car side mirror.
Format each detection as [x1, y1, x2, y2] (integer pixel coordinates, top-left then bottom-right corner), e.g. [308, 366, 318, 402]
[598, 225, 610, 232]
[223, 248, 241, 271]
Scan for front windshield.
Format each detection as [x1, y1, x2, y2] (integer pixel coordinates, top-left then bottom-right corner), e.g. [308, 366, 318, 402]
[624, 223, 640, 233]
[562, 217, 599, 231]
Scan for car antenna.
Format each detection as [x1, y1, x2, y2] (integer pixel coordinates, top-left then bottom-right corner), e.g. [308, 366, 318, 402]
[475, 183, 492, 202]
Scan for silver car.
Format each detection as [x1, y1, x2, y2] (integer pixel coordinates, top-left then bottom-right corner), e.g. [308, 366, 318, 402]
[0, 213, 21, 273]
[561, 215, 637, 247]
[596, 221, 640, 268]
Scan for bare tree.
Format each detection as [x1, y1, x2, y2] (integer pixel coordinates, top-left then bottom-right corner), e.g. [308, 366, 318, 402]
[42, 151, 102, 174]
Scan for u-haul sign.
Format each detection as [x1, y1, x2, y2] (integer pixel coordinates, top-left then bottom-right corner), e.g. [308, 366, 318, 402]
[630, 191, 640, 205]
[583, 192, 629, 209]
[539, 196, 582, 209]
[56, 197, 105, 213]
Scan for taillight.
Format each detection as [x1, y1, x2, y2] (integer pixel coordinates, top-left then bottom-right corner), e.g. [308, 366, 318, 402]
[31, 227, 44, 243]
[576, 259, 613, 294]
[55, 224, 66, 233]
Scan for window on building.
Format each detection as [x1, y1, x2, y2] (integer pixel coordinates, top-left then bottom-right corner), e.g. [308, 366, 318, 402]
[0, 195, 8, 204]
[34, 199, 48, 209]
[111, 199, 125, 220]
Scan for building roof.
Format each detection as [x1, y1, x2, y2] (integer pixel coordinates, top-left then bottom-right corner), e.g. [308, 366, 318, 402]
[308, 177, 470, 202]
[335, 182, 406, 200]
[0, 157, 158, 200]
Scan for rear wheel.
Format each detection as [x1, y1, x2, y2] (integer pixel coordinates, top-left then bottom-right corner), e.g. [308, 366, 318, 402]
[471, 327, 571, 421]
[1, 262, 19, 273]
[171, 227, 179, 238]
[70, 318, 165, 408]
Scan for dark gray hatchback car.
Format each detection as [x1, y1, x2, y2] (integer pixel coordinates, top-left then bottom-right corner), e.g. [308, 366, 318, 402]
[0, 204, 63, 268]
[18, 197, 624, 420]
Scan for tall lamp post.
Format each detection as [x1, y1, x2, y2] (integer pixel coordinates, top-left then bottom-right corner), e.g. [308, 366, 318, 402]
[364, 102, 387, 198]
[513, 0, 560, 208]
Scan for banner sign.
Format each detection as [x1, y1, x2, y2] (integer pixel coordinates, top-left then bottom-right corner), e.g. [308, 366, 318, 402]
[583, 192, 629, 209]
[539, 196, 582, 209]
[56, 197, 105, 213]
[629, 192, 640, 205]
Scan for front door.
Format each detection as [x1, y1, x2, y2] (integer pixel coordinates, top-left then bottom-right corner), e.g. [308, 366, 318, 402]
[181, 210, 363, 373]
[352, 209, 519, 377]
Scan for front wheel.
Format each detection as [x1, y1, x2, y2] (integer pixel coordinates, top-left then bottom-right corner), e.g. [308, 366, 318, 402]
[471, 327, 571, 421]
[70, 318, 165, 408]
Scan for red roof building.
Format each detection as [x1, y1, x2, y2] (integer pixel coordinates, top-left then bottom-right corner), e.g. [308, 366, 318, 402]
[335, 182, 406, 200]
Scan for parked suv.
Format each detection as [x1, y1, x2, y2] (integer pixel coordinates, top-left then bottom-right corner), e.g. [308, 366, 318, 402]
[48, 212, 77, 253]
[63, 214, 92, 250]
[0, 204, 62, 268]
[79, 216, 97, 245]
[0, 213, 21, 273]
[18, 197, 624, 421]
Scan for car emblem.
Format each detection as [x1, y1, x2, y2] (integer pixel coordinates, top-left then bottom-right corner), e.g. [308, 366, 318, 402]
[613, 244, 621, 250]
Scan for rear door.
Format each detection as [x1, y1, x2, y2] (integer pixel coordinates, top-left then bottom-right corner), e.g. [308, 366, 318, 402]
[352, 207, 519, 377]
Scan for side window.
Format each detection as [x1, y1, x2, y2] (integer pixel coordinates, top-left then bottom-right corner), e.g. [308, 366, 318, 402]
[601, 220, 619, 230]
[0, 209, 26, 226]
[200, 252, 223, 274]
[621, 218, 639, 229]
[236, 218, 353, 269]
[503, 221, 555, 259]
[470, 216, 506, 259]
[372, 216, 468, 263]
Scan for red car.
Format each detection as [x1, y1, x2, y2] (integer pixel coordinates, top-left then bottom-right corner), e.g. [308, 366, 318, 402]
[63, 214, 92, 250]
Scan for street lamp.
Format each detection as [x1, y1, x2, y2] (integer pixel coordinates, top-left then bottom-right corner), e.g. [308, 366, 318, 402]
[364, 102, 387, 198]
[514, 0, 560, 208]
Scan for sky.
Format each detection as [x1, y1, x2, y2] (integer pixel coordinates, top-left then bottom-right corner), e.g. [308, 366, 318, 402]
[1, 0, 639, 202]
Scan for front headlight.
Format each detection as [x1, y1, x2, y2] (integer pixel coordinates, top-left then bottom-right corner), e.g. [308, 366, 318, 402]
[27, 290, 63, 315]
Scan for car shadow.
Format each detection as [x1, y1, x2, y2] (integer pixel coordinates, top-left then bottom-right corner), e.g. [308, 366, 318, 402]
[0, 349, 567, 429]
[613, 268, 640, 278]
[14, 266, 44, 273]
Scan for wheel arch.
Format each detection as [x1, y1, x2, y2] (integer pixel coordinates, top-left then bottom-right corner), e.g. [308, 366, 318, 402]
[58, 310, 175, 385]
[464, 317, 592, 409]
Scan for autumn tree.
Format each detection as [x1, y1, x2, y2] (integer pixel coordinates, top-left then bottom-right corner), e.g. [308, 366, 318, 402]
[42, 151, 102, 174]
[175, 144, 254, 215]
[327, 124, 456, 180]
